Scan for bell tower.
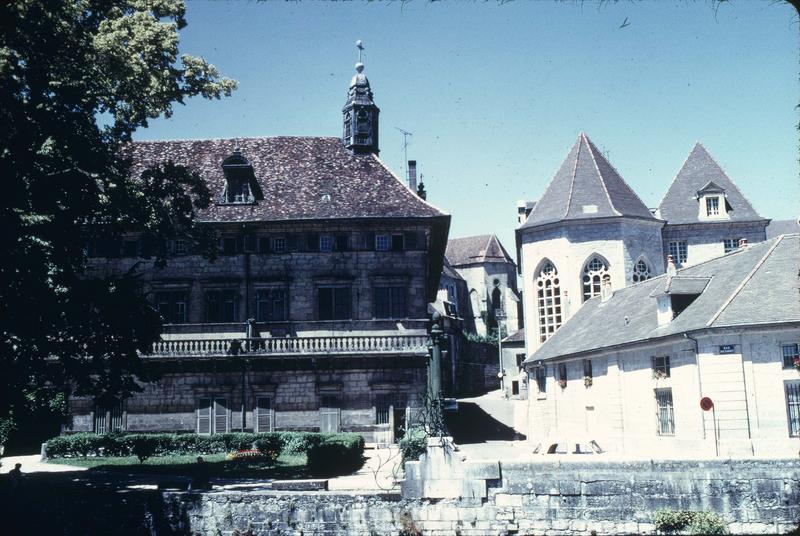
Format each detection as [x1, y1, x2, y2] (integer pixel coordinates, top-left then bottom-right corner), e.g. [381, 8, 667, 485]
[342, 40, 379, 155]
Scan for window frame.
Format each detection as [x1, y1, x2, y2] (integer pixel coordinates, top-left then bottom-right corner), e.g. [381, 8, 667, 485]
[375, 234, 390, 252]
[723, 238, 741, 254]
[154, 290, 189, 325]
[373, 286, 406, 319]
[632, 259, 651, 283]
[255, 396, 273, 433]
[652, 355, 671, 378]
[655, 388, 675, 436]
[317, 286, 352, 321]
[255, 288, 288, 323]
[705, 196, 720, 217]
[782, 344, 799, 369]
[582, 256, 610, 302]
[319, 234, 334, 252]
[535, 261, 563, 343]
[786, 381, 800, 437]
[271, 236, 287, 254]
[205, 289, 238, 323]
[668, 241, 688, 266]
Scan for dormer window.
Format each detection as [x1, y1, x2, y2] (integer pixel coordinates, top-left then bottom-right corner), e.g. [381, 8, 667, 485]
[697, 181, 729, 221]
[219, 148, 263, 205]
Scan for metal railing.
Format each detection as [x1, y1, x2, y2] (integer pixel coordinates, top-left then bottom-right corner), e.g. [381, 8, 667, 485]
[145, 335, 429, 358]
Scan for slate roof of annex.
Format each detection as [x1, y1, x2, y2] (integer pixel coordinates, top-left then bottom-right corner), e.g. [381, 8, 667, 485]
[520, 133, 656, 229]
[445, 234, 514, 266]
[767, 219, 800, 239]
[656, 143, 765, 225]
[127, 136, 446, 223]
[527, 234, 800, 363]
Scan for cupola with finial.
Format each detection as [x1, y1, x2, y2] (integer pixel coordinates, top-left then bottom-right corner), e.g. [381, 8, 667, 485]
[342, 40, 380, 155]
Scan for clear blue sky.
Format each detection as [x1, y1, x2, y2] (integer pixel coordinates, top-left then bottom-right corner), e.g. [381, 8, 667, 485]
[137, 0, 799, 252]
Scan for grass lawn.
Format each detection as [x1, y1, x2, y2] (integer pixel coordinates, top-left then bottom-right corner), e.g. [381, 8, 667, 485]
[47, 452, 310, 479]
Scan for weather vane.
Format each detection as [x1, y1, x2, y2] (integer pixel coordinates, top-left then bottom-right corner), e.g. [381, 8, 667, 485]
[356, 40, 364, 63]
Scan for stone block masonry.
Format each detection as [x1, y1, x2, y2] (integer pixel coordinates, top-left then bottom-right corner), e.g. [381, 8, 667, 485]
[14, 458, 800, 535]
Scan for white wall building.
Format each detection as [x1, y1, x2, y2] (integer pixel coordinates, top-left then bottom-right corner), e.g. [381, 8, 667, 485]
[523, 234, 800, 458]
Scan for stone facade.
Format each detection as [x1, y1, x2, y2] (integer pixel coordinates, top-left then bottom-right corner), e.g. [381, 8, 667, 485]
[661, 221, 767, 268]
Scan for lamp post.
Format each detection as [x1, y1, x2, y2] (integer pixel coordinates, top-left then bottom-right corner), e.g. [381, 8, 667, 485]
[496, 309, 507, 395]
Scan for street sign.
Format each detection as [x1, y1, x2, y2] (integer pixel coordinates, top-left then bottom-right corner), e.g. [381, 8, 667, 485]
[719, 345, 735, 354]
[700, 397, 714, 411]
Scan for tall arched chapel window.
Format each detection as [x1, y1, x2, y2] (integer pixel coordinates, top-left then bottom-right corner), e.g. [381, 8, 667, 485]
[632, 259, 651, 283]
[536, 261, 562, 343]
[582, 256, 609, 302]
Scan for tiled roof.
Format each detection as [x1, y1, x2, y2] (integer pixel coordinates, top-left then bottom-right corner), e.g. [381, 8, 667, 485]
[446, 234, 514, 266]
[767, 219, 800, 239]
[520, 133, 656, 229]
[126, 137, 446, 223]
[441, 256, 465, 281]
[528, 234, 800, 362]
[656, 143, 764, 225]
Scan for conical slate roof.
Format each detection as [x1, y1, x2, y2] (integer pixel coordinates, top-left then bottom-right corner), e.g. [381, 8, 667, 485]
[520, 133, 656, 229]
[657, 143, 764, 225]
[446, 234, 514, 266]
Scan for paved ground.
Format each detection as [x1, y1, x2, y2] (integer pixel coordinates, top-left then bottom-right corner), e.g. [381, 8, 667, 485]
[0, 445, 403, 493]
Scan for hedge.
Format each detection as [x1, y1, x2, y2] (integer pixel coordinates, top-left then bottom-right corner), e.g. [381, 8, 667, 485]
[306, 433, 366, 476]
[46, 431, 365, 465]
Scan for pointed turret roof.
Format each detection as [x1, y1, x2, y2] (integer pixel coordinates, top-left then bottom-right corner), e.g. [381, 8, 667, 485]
[446, 234, 514, 267]
[657, 143, 764, 224]
[520, 133, 656, 229]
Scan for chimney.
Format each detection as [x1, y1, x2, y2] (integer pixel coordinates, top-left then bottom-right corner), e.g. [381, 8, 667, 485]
[738, 238, 748, 249]
[408, 160, 417, 192]
[666, 255, 677, 277]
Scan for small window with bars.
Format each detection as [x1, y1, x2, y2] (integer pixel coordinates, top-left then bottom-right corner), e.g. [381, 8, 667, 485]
[655, 388, 675, 436]
[652, 356, 671, 379]
[197, 397, 228, 435]
[375, 234, 390, 252]
[786, 381, 800, 437]
[93, 400, 125, 434]
[255, 396, 273, 433]
[782, 344, 799, 369]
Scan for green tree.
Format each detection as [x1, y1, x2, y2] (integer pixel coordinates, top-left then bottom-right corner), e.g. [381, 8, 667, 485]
[0, 0, 236, 446]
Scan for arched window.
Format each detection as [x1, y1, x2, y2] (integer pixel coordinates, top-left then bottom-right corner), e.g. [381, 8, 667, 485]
[469, 289, 480, 317]
[582, 256, 609, 302]
[632, 259, 651, 283]
[536, 261, 562, 343]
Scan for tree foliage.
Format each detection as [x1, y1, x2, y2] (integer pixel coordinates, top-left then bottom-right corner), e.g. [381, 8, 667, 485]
[0, 0, 236, 441]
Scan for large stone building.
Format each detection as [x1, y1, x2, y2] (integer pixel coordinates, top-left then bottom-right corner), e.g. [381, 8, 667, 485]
[517, 133, 769, 358]
[523, 234, 800, 458]
[67, 57, 450, 443]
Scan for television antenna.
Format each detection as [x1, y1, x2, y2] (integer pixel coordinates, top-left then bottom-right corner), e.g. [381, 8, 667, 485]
[394, 126, 413, 182]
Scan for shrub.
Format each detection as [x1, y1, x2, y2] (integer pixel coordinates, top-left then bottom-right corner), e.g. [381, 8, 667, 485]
[253, 434, 282, 464]
[226, 449, 265, 461]
[126, 434, 160, 463]
[653, 509, 727, 535]
[398, 427, 427, 467]
[306, 433, 365, 477]
[279, 432, 319, 454]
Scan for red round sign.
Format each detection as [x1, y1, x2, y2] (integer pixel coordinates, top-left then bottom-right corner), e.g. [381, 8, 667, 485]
[700, 397, 714, 411]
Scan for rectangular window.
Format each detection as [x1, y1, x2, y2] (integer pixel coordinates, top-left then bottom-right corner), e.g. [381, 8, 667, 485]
[197, 397, 228, 434]
[706, 196, 720, 216]
[535, 366, 546, 394]
[783, 344, 799, 369]
[206, 289, 237, 323]
[318, 287, 351, 321]
[786, 381, 800, 437]
[723, 238, 741, 254]
[511, 381, 520, 396]
[255, 396, 273, 433]
[227, 180, 251, 203]
[93, 400, 124, 434]
[243, 234, 256, 253]
[558, 363, 567, 384]
[155, 291, 188, 324]
[516, 353, 526, 369]
[319, 234, 334, 252]
[271, 236, 287, 254]
[375, 394, 393, 425]
[652, 356, 671, 378]
[256, 289, 288, 322]
[391, 234, 404, 252]
[335, 234, 350, 252]
[374, 287, 406, 319]
[668, 241, 688, 266]
[655, 388, 675, 436]
[375, 234, 390, 252]
[174, 239, 188, 255]
[583, 359, 593, 379]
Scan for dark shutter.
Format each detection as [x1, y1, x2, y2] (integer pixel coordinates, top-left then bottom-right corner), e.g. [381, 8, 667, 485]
[306, 233, 318, 253]
[258, 237, 270, 254]
[391, 287, 406, 318]
[365, 231, 375, 251]
[256, 397, 272, 432]
[404, 231, 418, 250]
[374, 287, 390, 319]
[335, 234, 350, 251]
[334, 287, 351, 320]
[391, 234, 404, 252]
[318, 288, 334, 320]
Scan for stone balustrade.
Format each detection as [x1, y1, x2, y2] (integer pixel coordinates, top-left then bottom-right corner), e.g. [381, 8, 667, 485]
[145, 334, 429, 358]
